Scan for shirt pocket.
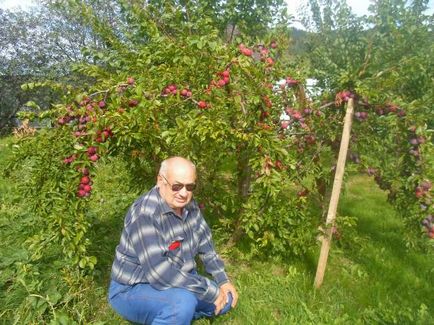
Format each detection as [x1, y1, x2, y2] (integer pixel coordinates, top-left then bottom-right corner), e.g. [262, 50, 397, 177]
[164, 236, 184, 268]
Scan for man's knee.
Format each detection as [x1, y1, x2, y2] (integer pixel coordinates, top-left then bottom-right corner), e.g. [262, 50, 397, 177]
[174, 289, 197, 323]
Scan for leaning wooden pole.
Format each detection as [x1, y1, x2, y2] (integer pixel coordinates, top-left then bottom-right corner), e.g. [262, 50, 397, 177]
[314, 98, 355, 288]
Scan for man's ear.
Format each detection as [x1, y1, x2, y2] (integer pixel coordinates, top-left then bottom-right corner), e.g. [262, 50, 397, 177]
[156, 175, 163, 187]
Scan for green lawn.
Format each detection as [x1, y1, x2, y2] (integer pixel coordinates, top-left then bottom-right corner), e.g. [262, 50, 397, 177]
[1, 136, 433, 324]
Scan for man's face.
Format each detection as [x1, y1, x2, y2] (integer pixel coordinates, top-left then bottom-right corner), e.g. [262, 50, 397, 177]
[158, 163, 196, 213]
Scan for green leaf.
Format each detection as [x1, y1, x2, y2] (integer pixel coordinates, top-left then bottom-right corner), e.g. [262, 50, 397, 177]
[78, 258, 87, 268]
[24, 101, 40, 109]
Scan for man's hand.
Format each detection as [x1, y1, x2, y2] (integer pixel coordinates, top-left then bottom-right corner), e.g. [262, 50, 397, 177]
[219, 282, 238, 308]
[213, 288, 227, 315]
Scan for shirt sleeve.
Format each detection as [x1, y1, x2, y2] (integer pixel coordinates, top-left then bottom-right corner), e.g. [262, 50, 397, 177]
[196, 212, 230, 285]
[129, 208, 220, 303]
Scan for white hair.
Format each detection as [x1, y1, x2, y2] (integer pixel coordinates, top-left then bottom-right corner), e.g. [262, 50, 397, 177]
[159, 157, 196, 177]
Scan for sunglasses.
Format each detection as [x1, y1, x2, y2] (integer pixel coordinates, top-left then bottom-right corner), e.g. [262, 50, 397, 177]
[160, 174, 196, 192]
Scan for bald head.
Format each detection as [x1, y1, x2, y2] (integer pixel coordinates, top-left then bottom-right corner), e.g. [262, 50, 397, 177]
[159, 157, 196, 178]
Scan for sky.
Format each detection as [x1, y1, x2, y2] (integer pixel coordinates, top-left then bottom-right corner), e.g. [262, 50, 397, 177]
[0, 0, 34, 11]
[1, 0, 433, 20]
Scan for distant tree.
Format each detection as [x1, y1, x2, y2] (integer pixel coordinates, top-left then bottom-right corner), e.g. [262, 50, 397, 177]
[0, 7, 86, 131]
[300, 0, 434, 102]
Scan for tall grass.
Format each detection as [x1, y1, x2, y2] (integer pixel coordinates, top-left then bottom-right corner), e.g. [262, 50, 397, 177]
[1, 136, 433, 324]
[0, 136, 35, 322]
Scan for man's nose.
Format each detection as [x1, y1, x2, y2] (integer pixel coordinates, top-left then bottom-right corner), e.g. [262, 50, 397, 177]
[179, 186, 188, 196]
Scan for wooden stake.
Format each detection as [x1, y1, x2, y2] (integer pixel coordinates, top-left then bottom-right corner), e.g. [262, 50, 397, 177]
[314, 98, 355, 288]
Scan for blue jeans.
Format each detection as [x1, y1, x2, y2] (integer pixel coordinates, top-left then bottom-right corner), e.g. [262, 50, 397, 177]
[108, 279, 232, 324]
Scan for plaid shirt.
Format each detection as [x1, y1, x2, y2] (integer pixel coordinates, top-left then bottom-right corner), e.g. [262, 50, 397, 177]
[110, 186, 229, 303]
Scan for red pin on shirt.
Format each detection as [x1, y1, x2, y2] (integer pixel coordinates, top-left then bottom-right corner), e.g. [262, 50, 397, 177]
[168, 241, 181, 250]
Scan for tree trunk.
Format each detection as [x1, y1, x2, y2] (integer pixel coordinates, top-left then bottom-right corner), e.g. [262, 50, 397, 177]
[227, 145, 252, 246]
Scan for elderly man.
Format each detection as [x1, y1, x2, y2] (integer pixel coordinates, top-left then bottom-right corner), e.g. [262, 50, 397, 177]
[108, 157, 238, 324]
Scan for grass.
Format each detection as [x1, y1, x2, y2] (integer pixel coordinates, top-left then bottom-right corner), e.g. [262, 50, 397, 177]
[1, 135, 433, 324]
